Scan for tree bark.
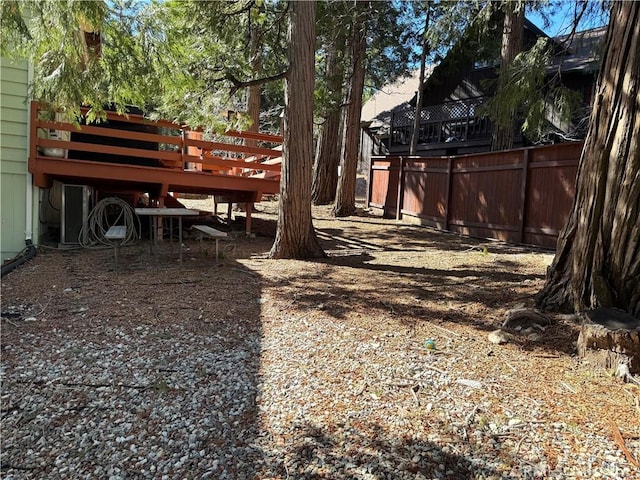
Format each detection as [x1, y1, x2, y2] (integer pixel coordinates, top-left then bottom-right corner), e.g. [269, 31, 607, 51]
[312, 41, 345, 205]
[246, 83, 261, 143]
[246, 25, 262, 150]
[269, 0, 325, 259]
[537, 1, 640, 318]
[333, 1, 367, 217]
[409, 4, 430, 156]
[491, 2, 524, 152]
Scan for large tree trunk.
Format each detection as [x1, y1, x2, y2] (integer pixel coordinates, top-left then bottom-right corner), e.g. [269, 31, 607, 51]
[269, 0, 325, 259]
[491, 2, 524, 152]
[312, 108, 343, 205]
[333, 1, 367, 217]
[312, 41, 345, 205]
[537, 2, 640, 318]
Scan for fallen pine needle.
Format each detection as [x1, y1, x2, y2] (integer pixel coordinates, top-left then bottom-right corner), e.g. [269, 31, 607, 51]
[514, 434, 528, 455]
[432, 323, 461, 337]
[609, 419, 640, 468]
[422, 364, 448, 375]
[410, 386, 420, 406]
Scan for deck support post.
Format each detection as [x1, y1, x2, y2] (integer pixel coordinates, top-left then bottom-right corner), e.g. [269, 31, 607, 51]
[245, 202, 253, 235]
[155, 195, 165, 241]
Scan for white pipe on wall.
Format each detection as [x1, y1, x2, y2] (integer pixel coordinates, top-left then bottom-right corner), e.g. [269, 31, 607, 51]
[25, 62, 34, 242]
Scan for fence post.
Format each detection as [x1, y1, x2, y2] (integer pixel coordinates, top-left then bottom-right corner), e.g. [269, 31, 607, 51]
[367, 156, 374, 208]
[518, 148, 530, 243]
[181, 128, 189, 170]
[444, 156, 453, 230]
[390, 112, 395, 148]
[396, 156, 405, 220]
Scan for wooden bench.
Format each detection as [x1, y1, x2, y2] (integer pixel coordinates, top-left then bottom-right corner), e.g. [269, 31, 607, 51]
[193, 225, 227, 261]
[105, 225, 127, 269]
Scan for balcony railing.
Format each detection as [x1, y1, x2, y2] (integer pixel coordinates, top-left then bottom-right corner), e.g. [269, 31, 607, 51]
[390, 96, 492, 147]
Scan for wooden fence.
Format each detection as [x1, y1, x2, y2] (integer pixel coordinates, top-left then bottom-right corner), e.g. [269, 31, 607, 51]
[368, 142, 583, 248]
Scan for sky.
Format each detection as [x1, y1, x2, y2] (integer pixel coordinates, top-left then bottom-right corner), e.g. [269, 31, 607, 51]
[526, 1, 610, 37]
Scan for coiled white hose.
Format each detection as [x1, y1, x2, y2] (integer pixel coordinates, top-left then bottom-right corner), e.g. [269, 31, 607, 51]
[79, 197, 140, 248]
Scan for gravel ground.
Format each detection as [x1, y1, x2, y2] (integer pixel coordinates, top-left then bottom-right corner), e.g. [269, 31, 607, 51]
[1, 200, 639, 479]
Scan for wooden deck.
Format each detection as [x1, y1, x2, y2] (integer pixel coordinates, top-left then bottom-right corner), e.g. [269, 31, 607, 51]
[28, 102, 282, 205]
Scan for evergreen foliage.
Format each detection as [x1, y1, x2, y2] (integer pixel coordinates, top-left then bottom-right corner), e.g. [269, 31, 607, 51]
[148, 0, 289, 130]
[0, 0, 288, 130]
[1, 0, 159, 122]
[483, 22, 584, 144]
[0, 0, 605, 142]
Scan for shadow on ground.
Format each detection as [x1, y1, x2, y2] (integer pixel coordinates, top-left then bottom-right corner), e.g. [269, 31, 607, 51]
[1, 249, 264, 478]
[1, 207, 577, 478]
[275, 422, 501, 479]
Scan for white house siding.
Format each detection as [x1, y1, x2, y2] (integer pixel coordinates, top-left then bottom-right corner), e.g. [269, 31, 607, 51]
[0, 57, 32, 261]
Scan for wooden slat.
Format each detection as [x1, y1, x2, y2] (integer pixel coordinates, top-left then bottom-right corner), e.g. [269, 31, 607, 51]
[223, 130, 283, 143]
[447, 219, 520, 232]
[404, 166, 449, 174]
[77, 104, 180, 130]
[524, 226, 561, 236]
[452, 163, 523, 173]
[186, 138, 281, 158]
[38, 138, 180, 163]
[37, 119, 183, 146]
[527, 159, 580, 169]
[196, 153, 281, 172]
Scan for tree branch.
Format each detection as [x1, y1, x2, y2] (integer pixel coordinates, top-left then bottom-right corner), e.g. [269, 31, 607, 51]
[225, 70, 288, 95]
[227, 0, 257, 17]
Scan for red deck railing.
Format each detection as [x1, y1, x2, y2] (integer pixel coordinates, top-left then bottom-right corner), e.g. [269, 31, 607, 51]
[28, 101, 283, 196]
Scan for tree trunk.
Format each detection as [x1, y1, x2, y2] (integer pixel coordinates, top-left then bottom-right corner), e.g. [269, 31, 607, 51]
[333, 2, 367, 217]
[269, 0, 325, 259]
[247, 83, 261, 143]
[409, 4, 430, 156]
[243, 23, 262, 214]
[246, 32, 261, 150]
[312, 41, 345, 205]
[312, 108, 343, 205]
[491, 2, 523, 152]
[537, 2, 640, 318]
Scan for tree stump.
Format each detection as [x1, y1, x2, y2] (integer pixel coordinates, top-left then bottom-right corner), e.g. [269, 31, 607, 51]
[577, 308, 640, 376]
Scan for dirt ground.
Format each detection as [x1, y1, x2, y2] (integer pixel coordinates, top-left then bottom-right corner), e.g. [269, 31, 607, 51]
[2, 197, 639, 478]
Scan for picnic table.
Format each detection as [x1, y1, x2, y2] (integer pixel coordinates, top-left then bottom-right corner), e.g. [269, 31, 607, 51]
[134, 208, 199, 263]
